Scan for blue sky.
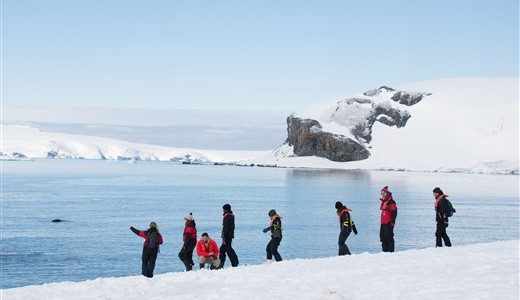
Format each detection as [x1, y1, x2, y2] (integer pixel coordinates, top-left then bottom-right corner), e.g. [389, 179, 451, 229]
[4, 0, 519, 110]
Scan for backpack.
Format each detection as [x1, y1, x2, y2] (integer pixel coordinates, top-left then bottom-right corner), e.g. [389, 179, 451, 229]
[341, 211, 358, 235]
[445, 199, 456, 217]
[146, 231, 159, 249]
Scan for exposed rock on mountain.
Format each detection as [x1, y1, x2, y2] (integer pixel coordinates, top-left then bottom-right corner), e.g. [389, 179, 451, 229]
[282, 86, 432, 162]
[284, 116, 370, 162]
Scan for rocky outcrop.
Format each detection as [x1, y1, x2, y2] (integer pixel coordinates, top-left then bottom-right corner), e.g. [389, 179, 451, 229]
[285, 116, 370, 162]
[391, 91, 431, 106]
[283, 85, 432, 162]
[363, 86, 396, 96]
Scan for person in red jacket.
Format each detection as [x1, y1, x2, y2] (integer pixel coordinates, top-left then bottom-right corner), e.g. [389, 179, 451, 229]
[178, 213, 197, 271]
[196, 232, 220, 269]
[130, 222, 163, 278]
[379, 186, 397, 252]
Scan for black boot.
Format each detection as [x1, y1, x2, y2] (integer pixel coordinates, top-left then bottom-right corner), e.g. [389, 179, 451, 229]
[199, 263, 205, 269]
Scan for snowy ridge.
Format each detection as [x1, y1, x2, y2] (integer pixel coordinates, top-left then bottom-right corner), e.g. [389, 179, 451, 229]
[2, 240, 518, 299]
[0, 125, 266, 164]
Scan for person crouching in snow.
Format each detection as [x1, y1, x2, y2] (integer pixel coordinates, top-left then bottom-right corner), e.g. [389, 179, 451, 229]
[178, 213, 197, 271]
[335, 201, 357, 255]
[196, 232, 221, 269]
[130, 222, 163, 278]
[263, 209, 283, 262]
[379, 186, 397, 252]
[433, 187, 452, 247]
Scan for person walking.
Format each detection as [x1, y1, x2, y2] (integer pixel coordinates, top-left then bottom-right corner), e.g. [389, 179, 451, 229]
[263, 209, 283, 262]
[130, 222, 163, 278]
[433, 187, 452, 247]
[335, 201, 357, 255]
[219, 204, 239, 268]
[178, 213, 197, 271]
[379, 186, 397, 252]
[196, 232, 221, 269]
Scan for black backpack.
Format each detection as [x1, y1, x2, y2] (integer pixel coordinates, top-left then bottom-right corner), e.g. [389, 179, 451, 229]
[445, 199, 456, 217]
[146, 231, 159, 249]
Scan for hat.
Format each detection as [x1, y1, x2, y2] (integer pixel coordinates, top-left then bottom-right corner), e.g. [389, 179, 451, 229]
[201, 232, 209, 237]
[381, 186, 390, 194]
[335, 201, 343, 209]
[268, 209, 277, 217]
[433, 187, 443, 194]
[184, 213, 194, 221]
[149, 222, 158, 228]
[222, 204, 231, 211]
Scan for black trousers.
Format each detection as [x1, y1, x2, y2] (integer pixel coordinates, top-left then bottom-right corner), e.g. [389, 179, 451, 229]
[266, 236, 283, 261]
[380, 224, 395, 252]
[219, 238, 239, 267]
[338, 228, 351, 256]
[141, 247, 158, 277]
[436, 222, 452, 247]
[178, 239, 197, 271]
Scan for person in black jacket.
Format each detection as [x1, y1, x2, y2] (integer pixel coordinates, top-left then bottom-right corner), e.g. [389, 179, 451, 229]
[433, 187, 452, 247]
[130, 222, 163, 278]
[335, 201, 356, 256]
[218, 204, 239, 268]
[178, 213, 197, 271]
[263, 209, 283, 262]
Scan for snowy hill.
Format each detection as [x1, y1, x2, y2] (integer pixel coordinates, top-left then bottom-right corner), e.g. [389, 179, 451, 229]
[2, 240, 518, 300]
[253, 78, 519, 174]
[0, 125, 266, 163]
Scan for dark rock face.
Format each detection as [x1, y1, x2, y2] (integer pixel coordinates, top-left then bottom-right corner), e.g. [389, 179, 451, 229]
[11, 152, 27, 158]
[362, 105, 411, 143]
[285, 116, 370, 162]
[391, 91, 431, 106]
[363, 86, 396, 97]
[47, 150, 58, 158]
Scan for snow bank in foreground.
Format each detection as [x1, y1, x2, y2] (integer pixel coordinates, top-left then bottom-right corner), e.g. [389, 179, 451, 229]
[3, 240, 518, 300]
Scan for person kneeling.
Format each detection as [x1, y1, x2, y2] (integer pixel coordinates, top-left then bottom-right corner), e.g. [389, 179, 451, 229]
[196, 232, 221, 269]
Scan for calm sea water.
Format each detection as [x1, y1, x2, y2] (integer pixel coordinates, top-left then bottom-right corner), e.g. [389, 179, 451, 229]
[1, 159, 518, 289]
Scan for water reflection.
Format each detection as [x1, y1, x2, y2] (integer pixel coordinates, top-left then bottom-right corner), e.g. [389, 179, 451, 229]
[285, 168, 371, 180]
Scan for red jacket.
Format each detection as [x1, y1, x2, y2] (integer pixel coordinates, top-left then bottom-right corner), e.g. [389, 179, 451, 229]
[137, 229, 164, 248]
[183, 225, 197, 242]
[380, 195, 397, 225]
[196, 238, 219, 258]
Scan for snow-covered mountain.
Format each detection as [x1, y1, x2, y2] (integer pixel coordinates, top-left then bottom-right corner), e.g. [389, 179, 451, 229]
[0, 125, 266, 164]
[2, 240, 518, 299]
[252, 78, 518, 174]
[2, 78, 518, 174]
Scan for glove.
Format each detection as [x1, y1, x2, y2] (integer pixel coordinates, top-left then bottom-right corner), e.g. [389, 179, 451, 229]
[262, 227, 270, 233]
[444, 221, 449, 228]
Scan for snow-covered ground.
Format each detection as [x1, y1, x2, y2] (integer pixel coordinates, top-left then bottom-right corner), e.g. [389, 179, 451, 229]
[2, 78, 518, 174]
[2, 240, 518, 300]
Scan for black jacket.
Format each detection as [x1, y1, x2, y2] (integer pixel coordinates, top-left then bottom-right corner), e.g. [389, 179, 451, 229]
[222, 212, 235, 239]
[269, 216, 282, 238]
[436, 198, 450, 223]
[338, 208, 352, 232]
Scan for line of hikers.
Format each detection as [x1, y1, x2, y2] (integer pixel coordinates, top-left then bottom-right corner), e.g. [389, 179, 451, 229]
[130, 186, 454, 277]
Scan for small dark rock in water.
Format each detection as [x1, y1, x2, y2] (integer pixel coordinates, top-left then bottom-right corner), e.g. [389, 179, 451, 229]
[52, 219, 64, 223]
